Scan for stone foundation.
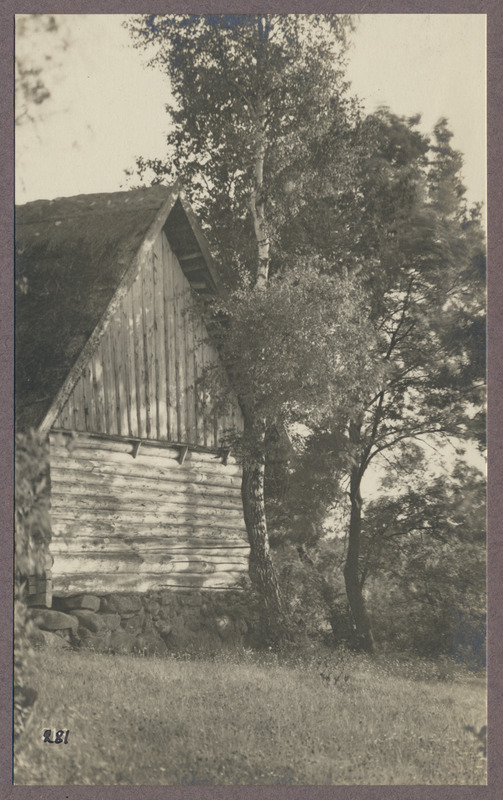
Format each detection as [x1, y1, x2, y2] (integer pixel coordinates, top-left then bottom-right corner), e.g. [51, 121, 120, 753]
[29, 590, 258, 655]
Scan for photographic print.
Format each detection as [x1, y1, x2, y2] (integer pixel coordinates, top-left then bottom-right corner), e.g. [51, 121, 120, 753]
[13, 12, 487, 787]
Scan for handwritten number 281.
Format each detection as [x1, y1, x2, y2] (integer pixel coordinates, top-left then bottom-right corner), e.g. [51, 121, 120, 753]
[43, 730, 70, 744]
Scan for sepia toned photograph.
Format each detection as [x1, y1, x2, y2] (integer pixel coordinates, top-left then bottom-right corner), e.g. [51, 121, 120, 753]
[13, 13, 487, 786]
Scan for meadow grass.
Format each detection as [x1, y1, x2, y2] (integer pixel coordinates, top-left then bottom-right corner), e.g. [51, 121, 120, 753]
[14, 647, 486, 785]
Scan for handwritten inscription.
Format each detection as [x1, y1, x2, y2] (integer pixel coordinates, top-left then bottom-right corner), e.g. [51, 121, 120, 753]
[43, 729, 70, 744]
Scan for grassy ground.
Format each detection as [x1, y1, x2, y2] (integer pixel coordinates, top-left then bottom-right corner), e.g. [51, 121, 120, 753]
[14, 647, 486, 785]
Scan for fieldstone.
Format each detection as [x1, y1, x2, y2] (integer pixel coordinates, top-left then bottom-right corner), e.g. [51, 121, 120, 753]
[34, 609, 79, 634]
[36, 630, 71, 649]
[157, 623, 172, 641]
[142, 616, 155, 634]
[117, 610, 139, 620]
[179, 593, 202, 607]
[102, 613, 121, 631]
[121, 615, 143, 634]
[160, 594, 175, 607]
[60, 594, 101, 612]
[72, 609, 120, 633]
[215, 615, 233, 641]
[78, 628, 111, 652]
[100, 595, 142, 614]
[28, 627, 47, 647]
[109, 630, 137, 655]
[148, 601, 161, 617]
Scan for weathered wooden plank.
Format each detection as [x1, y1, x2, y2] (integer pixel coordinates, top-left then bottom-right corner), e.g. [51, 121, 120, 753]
[49, 495, 246, 526]
[51, 470, 242, 497]
[51, 428, 238, 464]
[51, 483, 243, 509]
[65, 391, 76, 431]
[141, 247, 156, 438]
[52, 551, 248, 572]
[131, 274, 147, 439]
[51, 496, 243, 519]
[49, 448, 241, 477]
[78, 368, 90, 432]
[108, 310, 121, 435]
[122, 290, 138, 437]
[51, 519, 248, 541]
[51, 535, 249, 553]
[50, 436, 237, 465]
[52, 572, 245, 595]
[50, 494, 244, 519]
[49, 448, 241, 476]
[107, 329, 120, 435]
[202, 338, 215, 448]
[82, 362, 95, 432]
[163, 234, 178, 442]
[183, 283, 197, 444]
[50, 464, 242, 493]
[55, 393, 71, 429]
[91, 351, 107, 434]
[51, 507, 245, 530]
[49, 441, 236, 472]
[50, 472, 242, 502]
[193, 316, 205, 447]
[173, 260, 186, 442]
[71, 375, 85, 431]
[99, 335, 116, 435]
[110, 305, 128, 438]
[49, 439, 235, 467]
[152, 233, 168, 439]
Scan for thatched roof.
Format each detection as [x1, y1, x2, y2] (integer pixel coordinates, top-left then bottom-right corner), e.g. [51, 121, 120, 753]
[15, 185, 220, 432]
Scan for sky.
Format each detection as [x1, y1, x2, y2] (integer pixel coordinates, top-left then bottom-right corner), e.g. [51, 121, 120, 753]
[16, 13, 486, 213]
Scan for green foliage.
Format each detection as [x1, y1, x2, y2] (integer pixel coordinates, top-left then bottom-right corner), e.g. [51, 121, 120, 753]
[15, 429, 52, 585]
[127, 15, 360, 277]
[15, 15, 71, 127]
[362, 461, 486, 664]
[271, 539, 352, 644]
[202, 264, 376, 433]
[14, 429, 52, 741]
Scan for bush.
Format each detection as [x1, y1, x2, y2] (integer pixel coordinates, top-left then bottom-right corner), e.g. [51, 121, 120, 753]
[14, 429, 52, 741]
[15, 429, 52, 585]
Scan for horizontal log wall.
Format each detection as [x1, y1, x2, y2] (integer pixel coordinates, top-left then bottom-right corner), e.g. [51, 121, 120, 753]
[49, 432, 249, 595]
[54, 230, 242, 448]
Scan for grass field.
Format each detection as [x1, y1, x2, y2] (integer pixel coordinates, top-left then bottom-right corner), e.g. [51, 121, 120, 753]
[14, 647, 486, 786]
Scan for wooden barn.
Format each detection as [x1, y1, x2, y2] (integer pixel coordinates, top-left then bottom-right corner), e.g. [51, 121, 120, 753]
[15, 185, 249, 602]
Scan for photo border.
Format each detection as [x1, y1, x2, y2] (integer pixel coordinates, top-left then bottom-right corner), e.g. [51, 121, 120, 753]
[2, 2, 500, 798]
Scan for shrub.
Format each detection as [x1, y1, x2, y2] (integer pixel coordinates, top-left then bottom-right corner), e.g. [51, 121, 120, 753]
[14, 429, 52, 741]
[15, 429, 52, 585]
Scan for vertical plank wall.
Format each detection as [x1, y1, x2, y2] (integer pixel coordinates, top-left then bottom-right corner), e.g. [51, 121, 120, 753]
[54, 231, 242, 448]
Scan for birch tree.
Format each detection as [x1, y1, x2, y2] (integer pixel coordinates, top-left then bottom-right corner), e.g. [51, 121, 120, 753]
[128, 14, 374, 638]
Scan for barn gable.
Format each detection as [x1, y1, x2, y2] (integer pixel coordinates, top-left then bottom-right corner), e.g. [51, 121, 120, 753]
[15, 186, 249, 599]
[51, 222, 241, 447]
[15, 184, 241, 444]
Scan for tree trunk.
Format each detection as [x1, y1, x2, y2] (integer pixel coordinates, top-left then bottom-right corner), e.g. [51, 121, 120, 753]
[343, 464, 375, 654]
[241, 410, 285, 643]
[250, 94, 269, 289]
